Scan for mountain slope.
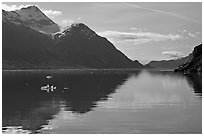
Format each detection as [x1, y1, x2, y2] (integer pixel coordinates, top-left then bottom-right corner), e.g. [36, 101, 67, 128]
[174, 44, 202, 73]
[145, 57, 188, 69]
[2, 7, 143, 69]
[3, 6, 60, 33]
[53, 23, 140, 68]
[133, 60, 144, 68]
[2, 15, 81, 69]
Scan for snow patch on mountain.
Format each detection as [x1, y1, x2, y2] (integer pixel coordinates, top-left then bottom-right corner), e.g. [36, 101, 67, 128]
[54, 23, 97, 39]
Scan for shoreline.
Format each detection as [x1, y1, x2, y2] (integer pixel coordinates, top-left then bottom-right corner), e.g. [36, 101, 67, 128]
[2, 68, 174, 72]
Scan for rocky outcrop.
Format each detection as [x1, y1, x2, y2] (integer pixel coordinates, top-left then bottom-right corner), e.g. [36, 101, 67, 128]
[174, 44, 202, 73]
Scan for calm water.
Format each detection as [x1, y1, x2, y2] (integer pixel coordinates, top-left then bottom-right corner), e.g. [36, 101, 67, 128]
[2, 69, 202, 134]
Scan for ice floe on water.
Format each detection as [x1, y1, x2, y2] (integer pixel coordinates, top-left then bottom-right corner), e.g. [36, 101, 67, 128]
[40, 84, 56, 93]
[64, 87, 69, 90]
[46, 75, 53, 79]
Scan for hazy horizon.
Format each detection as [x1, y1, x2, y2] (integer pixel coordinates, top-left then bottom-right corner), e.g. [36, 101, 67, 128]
[2, 2, 202, 64]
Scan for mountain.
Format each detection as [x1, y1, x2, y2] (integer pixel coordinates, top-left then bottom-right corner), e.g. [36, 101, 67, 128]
[145, 57, 188, 69]
[53, 23, 143, 68]
[2, 6, 143, 69]
[133, 60, 144, 68]
[174, 44, 202, 73]
[3, 13, 77, 69]
[3, 6, 60, 33]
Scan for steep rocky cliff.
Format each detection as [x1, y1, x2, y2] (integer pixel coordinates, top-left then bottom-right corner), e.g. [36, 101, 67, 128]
[174, 44, 202, 73]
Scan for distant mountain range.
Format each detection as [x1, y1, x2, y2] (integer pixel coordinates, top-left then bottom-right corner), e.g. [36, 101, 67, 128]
[174, 44, 202, 73]
[145, 57, 188, 70]
[2, 6, 143, 69]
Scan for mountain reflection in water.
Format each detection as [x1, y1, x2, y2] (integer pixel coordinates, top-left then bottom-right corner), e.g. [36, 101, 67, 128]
[2, 70, 202, 134]
[146, 70, 202, 96]
[3, 70, 131, 133]
[185, 74, 202, 96]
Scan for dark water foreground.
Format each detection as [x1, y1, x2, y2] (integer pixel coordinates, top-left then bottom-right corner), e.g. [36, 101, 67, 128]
[2, 69, 202, 134]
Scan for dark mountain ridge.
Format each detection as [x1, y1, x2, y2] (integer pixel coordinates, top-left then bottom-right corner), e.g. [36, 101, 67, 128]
[2, 7, 143, 69]
[174, 44, 202, 73]
[145, 57, 188, 70]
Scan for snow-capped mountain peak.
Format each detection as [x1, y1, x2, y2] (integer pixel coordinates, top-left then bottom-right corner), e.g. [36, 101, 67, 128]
[2, 6, 60, 33]
[54, 23, 97, 40]
[15, 6, 50, 21]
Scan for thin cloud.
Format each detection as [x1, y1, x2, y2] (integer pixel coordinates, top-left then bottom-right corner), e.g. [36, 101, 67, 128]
[188, 33, 196, 38]
[58, 17, 82, 28]
[123, 3, 200, 24]
[98, 30, 181, 45]
[2, 4, 33, 11]
[42, 10, 62, 19]
[60, 19, 75, 27]
[129, 27, 146, 32]
[178, 29, 198, 39]
[162, 51, 184, 59]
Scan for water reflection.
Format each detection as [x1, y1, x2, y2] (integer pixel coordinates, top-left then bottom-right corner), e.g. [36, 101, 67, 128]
[2, 70, 133, 133]
[146, 70, 202, 96]
[185, 74, 202, 96]
[2, 70, 201, 134]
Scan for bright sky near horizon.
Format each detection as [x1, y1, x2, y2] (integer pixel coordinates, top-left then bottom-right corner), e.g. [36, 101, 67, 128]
[2, 2, 202, 64]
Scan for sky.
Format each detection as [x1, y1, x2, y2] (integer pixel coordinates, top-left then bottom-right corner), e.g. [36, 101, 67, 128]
[2, 2, 202, 64]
